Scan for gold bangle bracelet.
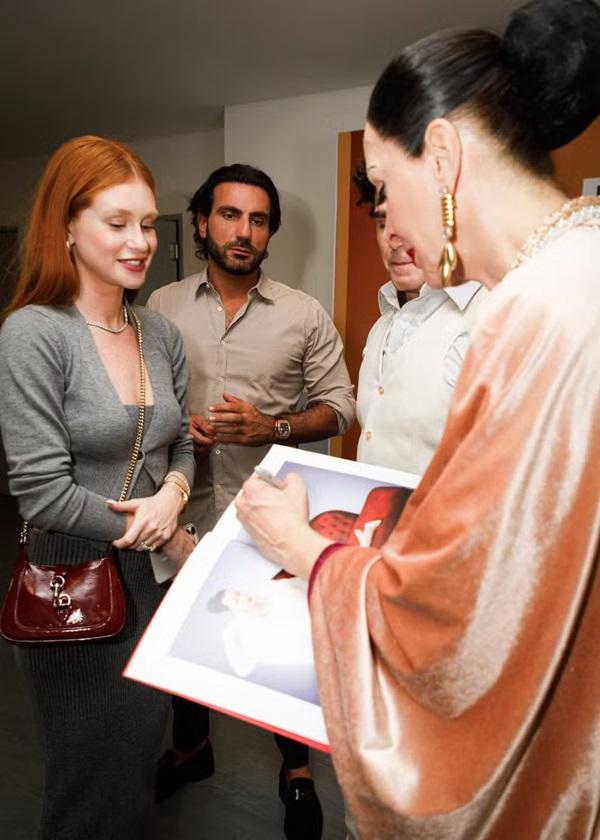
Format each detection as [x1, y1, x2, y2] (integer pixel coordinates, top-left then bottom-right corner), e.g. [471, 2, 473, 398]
[162, 480, 189, 507]
[163, 471, 191, 496]
[163, 478, 190, 499]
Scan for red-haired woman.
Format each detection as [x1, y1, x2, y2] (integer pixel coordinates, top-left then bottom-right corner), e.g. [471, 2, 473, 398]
[0, 136, 195, 839]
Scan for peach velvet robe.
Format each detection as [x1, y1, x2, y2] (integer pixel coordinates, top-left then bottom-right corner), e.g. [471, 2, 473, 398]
[310, 220, 600, 839]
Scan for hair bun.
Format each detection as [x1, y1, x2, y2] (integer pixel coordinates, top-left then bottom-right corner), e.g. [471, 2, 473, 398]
[503, 0, 600, 150]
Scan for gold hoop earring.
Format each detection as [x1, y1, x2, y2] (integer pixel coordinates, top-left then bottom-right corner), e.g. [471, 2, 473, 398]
[438, 186, 457, 287]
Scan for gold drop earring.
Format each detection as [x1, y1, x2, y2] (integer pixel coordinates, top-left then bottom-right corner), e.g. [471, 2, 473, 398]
[438, 186, 457, 287]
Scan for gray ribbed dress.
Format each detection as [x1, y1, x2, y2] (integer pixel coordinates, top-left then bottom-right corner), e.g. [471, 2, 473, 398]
[0, 303, 195, 840]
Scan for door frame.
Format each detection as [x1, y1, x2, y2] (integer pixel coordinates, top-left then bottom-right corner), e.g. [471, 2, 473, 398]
[157, 213, 184, 281]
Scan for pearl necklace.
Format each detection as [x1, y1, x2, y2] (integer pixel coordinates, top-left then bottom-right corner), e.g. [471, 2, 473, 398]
[511, 196, 600, 271]
[86, 305, 129, 334]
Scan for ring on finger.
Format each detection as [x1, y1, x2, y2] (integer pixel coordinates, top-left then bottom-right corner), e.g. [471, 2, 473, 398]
[139, 540, 155, 552]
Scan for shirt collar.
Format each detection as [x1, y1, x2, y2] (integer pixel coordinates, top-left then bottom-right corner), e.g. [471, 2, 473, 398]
[253, 272, 277, 300]
[378, 279, 481, 314]
[378, 281, 403, 314]
[195, 268, 210, 296]
[442, 280, 482, 311]
[195, 267, 276, 301]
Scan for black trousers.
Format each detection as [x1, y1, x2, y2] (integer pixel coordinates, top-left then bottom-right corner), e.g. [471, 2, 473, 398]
[172, 695, 309, 770]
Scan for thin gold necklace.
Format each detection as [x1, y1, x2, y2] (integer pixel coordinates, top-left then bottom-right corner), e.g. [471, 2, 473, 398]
[86, 304, 129, 334]
[511, 196, 600, 271]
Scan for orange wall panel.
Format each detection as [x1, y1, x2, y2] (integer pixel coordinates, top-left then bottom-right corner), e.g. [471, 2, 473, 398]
[552, 117, 600, 197]
[335, 129, 387, 460]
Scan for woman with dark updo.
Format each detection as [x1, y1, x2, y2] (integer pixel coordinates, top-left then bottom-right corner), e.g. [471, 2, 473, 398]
[235, 1, 600, 837]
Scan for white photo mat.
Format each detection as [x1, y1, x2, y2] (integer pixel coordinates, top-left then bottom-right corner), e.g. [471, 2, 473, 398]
[124, 445, 419, 750]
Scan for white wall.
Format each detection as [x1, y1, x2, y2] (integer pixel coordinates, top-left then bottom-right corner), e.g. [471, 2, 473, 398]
[128, 129, 223, 275]
[0, 129, 225, 278]
[225, 85, 372, 313]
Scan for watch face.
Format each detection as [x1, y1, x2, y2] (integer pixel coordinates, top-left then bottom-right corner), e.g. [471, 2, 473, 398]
[276, 419, 291, 440]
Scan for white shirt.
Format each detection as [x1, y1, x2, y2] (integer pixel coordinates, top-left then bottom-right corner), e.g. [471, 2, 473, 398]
[221, 577, 313, 677]
[357, 280, 487, 475]
[381, 281, 481, 386]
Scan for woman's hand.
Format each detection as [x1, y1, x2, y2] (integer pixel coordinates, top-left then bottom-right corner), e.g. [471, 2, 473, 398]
[235, 472, 332, 580]
[160, 526, 197, 571]
[109, 483, 185, 551]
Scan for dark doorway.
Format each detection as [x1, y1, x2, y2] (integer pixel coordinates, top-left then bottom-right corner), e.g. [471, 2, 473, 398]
[137, 214, 183, 305]
[0, 227, 19, 495]
[0, 227, 19, 315]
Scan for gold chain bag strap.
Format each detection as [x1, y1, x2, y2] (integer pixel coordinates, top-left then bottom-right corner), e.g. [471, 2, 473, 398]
[0, 310, 146, 643]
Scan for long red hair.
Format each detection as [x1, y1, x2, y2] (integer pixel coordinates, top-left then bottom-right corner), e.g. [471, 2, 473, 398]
[3, 135, 155, 319]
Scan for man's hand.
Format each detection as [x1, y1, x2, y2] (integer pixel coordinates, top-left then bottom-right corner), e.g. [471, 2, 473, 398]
[160, 526, 197, 571]
[208, 392, 275, 446]
[190, 414, 216, 452]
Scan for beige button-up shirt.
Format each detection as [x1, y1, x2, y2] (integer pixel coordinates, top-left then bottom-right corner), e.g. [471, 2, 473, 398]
[147, 270, 355, 534]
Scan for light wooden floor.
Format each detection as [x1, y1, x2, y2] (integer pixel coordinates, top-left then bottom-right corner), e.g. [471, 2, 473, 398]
[0, 495, 345, 839]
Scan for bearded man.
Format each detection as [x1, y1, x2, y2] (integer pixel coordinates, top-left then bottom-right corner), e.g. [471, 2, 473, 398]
[147, 164, 355, 840]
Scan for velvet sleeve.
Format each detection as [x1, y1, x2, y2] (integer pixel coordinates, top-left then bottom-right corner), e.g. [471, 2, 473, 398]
[308, 227, 600, 838]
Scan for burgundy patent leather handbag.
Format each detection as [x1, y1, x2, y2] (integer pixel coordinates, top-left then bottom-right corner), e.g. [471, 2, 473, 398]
[0, 544, 126, 642]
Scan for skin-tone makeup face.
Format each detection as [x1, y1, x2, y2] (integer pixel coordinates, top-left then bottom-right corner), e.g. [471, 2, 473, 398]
[364, 122, 449, 289]
[198, 182, 271, 277]
[373, 205, 424, 293]
[222, 589, 270, 616]
[68, 178, 158, 296]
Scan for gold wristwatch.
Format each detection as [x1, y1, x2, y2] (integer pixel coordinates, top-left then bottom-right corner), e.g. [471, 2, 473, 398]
[274, 418, 292, 441]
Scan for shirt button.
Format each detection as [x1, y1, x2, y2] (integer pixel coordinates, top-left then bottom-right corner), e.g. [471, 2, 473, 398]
[217, 306, 223, 312]
[365, 431, 372, 441]
[378, 386, 384, 395]
[215, 449, 221, 455]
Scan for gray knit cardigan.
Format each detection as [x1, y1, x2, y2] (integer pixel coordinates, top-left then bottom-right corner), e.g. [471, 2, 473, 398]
[0, 303, 195, 541]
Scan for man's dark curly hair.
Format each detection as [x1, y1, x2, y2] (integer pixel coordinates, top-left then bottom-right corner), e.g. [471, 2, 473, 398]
[188, 163, 282, 260]
[353, 161, 377, 217]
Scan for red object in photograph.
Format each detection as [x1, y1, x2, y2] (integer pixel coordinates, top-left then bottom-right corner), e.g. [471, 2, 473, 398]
[308, 486, 412, 549]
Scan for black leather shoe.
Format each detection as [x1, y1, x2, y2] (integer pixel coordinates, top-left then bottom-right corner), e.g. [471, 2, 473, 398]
[155, 741, 215, 803]
[278, 765, 323, 840]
